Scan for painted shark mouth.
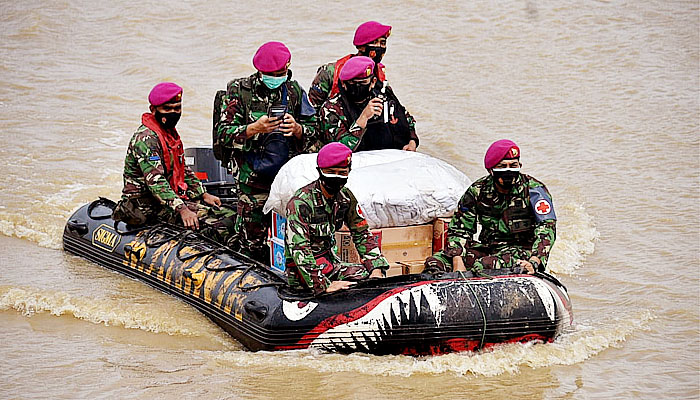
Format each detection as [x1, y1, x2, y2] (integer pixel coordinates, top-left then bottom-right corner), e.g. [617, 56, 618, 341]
[283, 276, 571, 354]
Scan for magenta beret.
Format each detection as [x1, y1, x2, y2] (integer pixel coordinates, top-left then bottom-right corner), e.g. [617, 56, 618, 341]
[353, 21, 392, 46]
[339, 56, 375, 81]
[148, 82, 182, 106]
[317, 142, 352, 168]
[252, 41, 291, 73]
[484, 139, 520, 169]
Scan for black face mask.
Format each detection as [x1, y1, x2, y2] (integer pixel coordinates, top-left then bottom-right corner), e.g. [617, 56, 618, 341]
[155, 111, 181, 130]
[362, 45, 386, 63]
[344, 82, 372, 104]
[318, 168, 348, 195]
[492, 169, 520, 191]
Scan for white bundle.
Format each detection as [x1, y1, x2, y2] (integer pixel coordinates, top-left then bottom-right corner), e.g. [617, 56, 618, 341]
[263, 149, 471, 228]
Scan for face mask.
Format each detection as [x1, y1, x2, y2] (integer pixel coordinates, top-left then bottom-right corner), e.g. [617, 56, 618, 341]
[492, 167, 521, 190]
[318, 169, 348, 195]
[344, 82, 372, 104]
[362, 45, 386, 63]
[261, 74, 287, 89]
[155, 111, 181, 130]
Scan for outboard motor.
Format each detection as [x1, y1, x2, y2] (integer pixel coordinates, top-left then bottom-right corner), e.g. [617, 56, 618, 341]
[185, 146, 237, 205]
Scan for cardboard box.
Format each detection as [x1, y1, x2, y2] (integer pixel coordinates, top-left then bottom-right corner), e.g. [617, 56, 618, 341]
[386, 264, 404, 277]
[395, 260, 426, 275]
[432, 217, 451, 252]
[269, 236, 286, 272]
[334, 229, 382, 264]
[271, 211, 286, 241]
[335, 223, 433, 265]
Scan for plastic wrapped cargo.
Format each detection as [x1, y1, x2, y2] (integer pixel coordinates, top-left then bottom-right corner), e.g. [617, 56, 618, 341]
[263, 149, 471, 228]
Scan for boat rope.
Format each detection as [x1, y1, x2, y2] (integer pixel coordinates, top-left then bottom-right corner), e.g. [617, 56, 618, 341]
[459, 270, 487, 350]
[235, 264, 288, 292]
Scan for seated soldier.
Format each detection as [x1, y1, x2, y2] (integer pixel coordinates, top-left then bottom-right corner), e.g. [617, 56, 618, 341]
[425, 139, 557, 274]
[113, 82, 235, 244]
[285, 142, 389, 295]
[319, 56, 418, 152]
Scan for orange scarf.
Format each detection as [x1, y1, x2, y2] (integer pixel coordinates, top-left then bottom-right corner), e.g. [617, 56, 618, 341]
[141, 113, 188, 199]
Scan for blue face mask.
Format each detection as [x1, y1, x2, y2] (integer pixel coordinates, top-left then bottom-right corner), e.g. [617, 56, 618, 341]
[261, 74, 287, 89]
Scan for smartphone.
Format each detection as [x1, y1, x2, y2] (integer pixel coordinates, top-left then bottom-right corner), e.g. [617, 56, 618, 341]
[268, 104, 287, 122]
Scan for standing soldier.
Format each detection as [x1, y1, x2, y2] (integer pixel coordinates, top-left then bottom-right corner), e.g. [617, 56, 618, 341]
[113, 82, 235, 244]
[214, 42, 319, 262]
[309, 21, 392, 112]
[425, 140, 557, 274]
[285, 142, 388, 295]
[319, 56, 418, 151]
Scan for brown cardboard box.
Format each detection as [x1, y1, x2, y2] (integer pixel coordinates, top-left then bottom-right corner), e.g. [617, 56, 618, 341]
[386, 264, 405, 277]
[432, 217, 451, 252]
[395, 260, 426, 275]
[335, 223, 433, 264]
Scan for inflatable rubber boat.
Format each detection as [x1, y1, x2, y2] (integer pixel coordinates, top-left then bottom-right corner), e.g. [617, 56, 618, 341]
[63, 197, 573, 356]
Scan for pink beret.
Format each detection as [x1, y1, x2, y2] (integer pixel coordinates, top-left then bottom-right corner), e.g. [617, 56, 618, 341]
[484, 139, 520, 169]
[253, 41, 291, 73]
[317, 142, 352, 168]
[339, 56, 375, 81]
[353, 21, 392, 46]
[148, 82, 182, 106]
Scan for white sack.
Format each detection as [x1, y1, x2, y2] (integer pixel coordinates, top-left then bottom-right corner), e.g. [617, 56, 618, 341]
[263, 149, 471, 228]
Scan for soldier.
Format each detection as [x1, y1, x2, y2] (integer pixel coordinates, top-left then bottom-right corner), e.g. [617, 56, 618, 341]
[319, 56, 418, 152]
[309, 21, 392, 112]
[214, 41, 319, 262]
[113, 82, 235, 244]
[285, 142, 388, 295]
[425, 139, 557, 274]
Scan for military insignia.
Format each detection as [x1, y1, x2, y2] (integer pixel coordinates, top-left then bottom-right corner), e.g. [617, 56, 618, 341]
[366, 67, 372, 77]
[510, 147, 519, 157]
[149, 155, 160, 161]
[92, 224, 121, 252]
[535, 199, 551, 215]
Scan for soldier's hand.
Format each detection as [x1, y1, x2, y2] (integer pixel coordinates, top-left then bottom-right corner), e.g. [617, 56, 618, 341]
[202, 193, 221, 207]
[402, 140, 417, 152]
[369, 268, 384, 279]
[178, 206, 200, 230]
[247, 115, 282, 137]
[325, 280, 356, 293]
[279, 113, 302, 139]
[516, 260, 535, 274]
[452, 256, 467, 272]
[356, 98, 384, 128]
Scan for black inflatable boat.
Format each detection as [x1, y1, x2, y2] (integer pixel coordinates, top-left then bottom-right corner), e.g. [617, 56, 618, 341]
[63, 198, 573, 356]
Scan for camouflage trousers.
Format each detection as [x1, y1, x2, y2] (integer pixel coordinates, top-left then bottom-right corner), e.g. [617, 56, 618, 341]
[425, 244, 532, 273]
[232, 182, 270, 263]
[114, 197, 236, 245]
[158, 202, 236, 245]
[287, 260, 369, 295]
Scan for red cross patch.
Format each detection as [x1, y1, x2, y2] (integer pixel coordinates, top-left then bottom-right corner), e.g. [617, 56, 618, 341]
[356, 204, 365, 219]
[535, 199, 551, 215]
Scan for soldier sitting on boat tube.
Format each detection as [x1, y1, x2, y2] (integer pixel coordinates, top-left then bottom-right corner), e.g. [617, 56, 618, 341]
[425, 139, 557, 274]
[112, 82, 235, 244]
[285, 142, 389, 295]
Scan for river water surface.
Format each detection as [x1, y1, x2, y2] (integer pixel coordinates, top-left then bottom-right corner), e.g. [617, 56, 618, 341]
[1, 1, 698, 399]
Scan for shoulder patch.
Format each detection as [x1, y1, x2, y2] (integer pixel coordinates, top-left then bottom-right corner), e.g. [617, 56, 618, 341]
[149, 155, 161, 161]
[529, 186, 556, 222]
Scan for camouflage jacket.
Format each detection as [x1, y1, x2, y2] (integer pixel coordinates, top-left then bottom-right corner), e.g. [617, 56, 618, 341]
[285, 180, 389, 294]
[215, 72, 320, 189]
[121, 125, 204, 212]
[308, 60, 335, 111]
[319, 84, 418, 151]
[445, 174, 557, 266]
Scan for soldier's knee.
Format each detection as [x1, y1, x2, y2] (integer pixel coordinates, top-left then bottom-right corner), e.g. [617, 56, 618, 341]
[424, 255, 450, 273]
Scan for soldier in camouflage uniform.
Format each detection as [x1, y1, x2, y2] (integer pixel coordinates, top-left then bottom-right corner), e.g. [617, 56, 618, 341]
[425, 140, 557, 274]
[214, 42, 319, 263]
[309, 21, 392, 112]
[113, 82, 235, 244]
[285, 142, 388, 295]
[319, 56, 418, 152]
